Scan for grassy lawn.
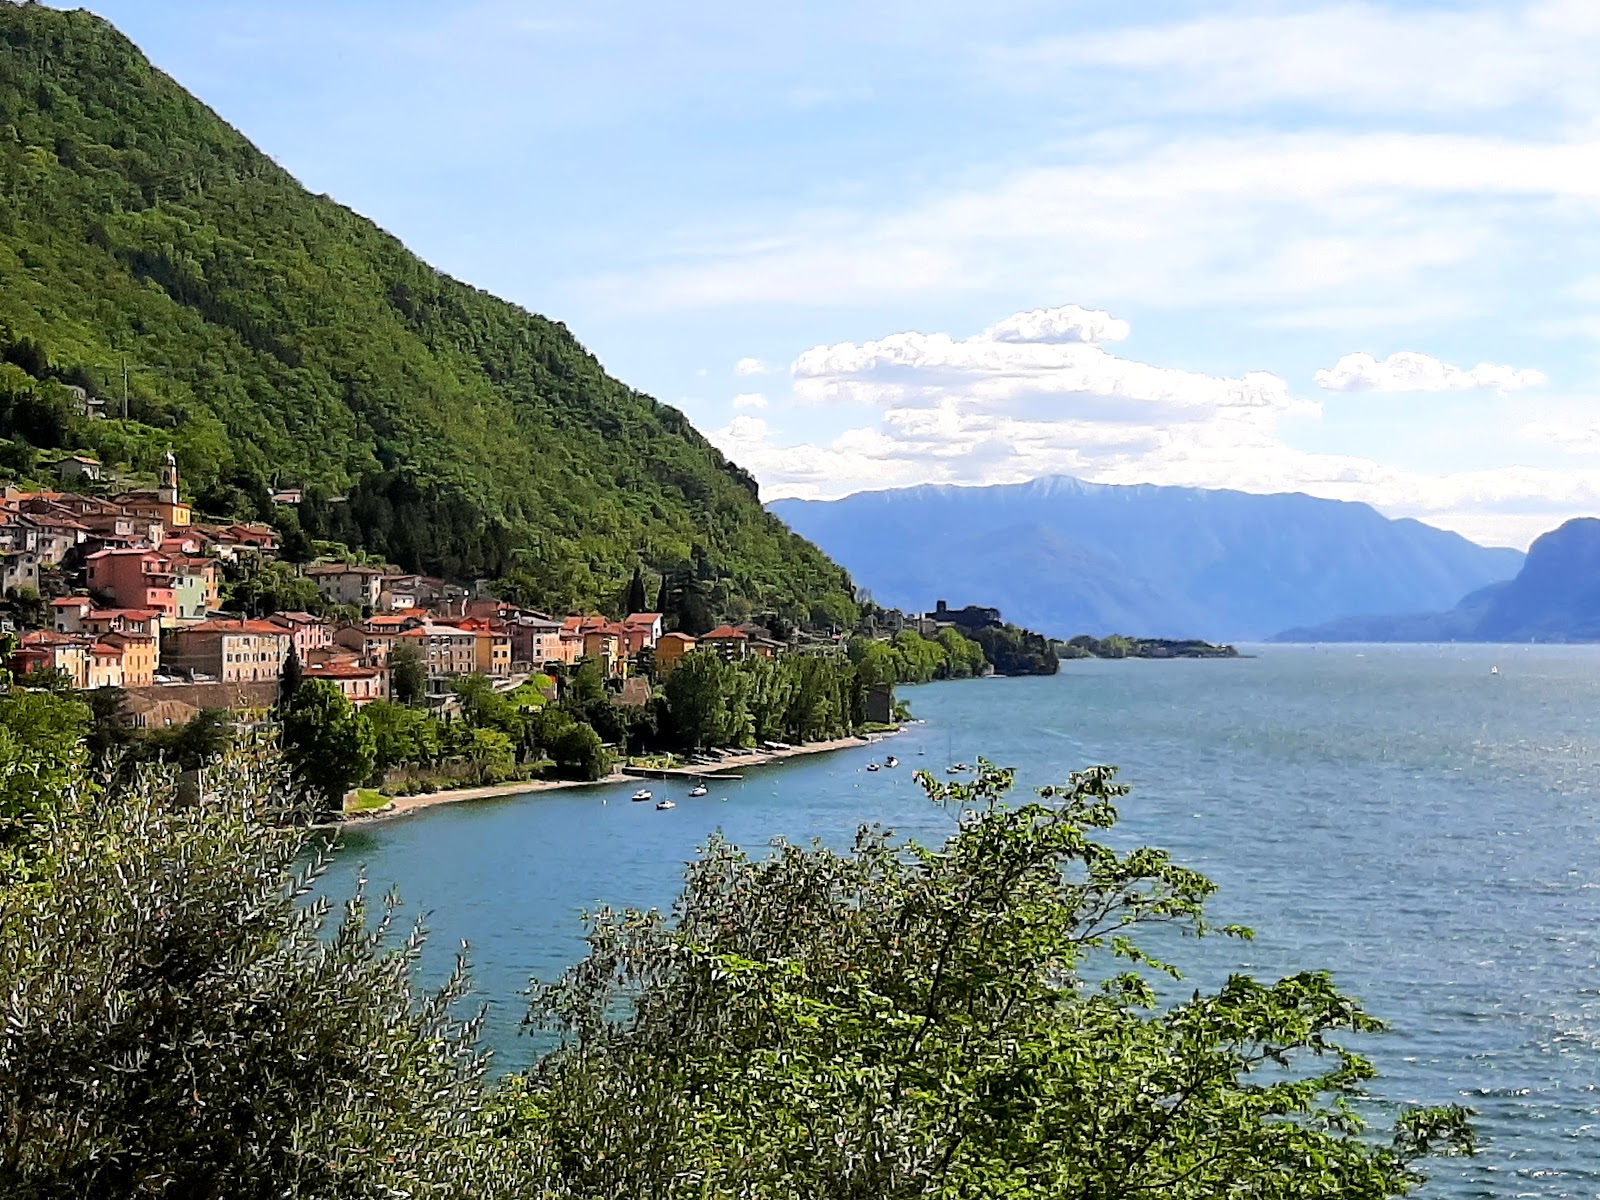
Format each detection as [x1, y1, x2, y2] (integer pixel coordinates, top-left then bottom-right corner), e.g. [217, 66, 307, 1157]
[347, 788, 392, 813]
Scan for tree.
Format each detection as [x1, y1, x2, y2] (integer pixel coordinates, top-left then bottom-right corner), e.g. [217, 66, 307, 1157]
[0, 749, 523, 1197]
[364, 699, 441, 771]
[277, 644, 303, 709]
[510, 762, 1473, 1197]
[547, 721, 611, 781]
[662, 650, 725, 750]
[279, 680, 375, 816]
[625, 564, 648, 615]
[84, 685, 135, 760]
[467, 727, 516, 783]
[389, 640, 427, 706]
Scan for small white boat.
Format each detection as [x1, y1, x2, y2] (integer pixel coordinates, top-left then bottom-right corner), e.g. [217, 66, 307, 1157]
[866, 763, 880, 772]
[1491, 665, 1500, 675]
[655, 799, 676, 810]
[631, 788, 653, 802]
[688, 784, 708, 798]
[885, 756, 899, 768]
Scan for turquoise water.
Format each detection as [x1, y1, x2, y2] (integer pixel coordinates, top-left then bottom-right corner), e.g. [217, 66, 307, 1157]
[325, 645, 1600, 1197]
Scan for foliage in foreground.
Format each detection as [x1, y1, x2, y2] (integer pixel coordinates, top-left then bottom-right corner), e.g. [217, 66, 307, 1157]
[0, 722, 1471, 1197]
[513, 762, 1473, 1198]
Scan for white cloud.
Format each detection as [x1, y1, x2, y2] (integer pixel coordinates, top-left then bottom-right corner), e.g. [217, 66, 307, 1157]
[713, 304, 1600, 549]
[982, 304, 1129, 345]
[789, 305, 1305, 423]
[596, 130, 1600, 320]
[734, 356, 774, 375]
[996, 2, 1600, 117]
[731, 392, 769, 410]
[1315, 351, 1547, 395]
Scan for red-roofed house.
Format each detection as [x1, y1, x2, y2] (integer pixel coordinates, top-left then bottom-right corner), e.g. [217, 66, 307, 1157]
[304, 660, 385, 705]
[12, 630, 91, 688]
[620, 612, 663, 652]
[655, 631, 696, 673]
[702, 625, 750, 660]
[269, 611, 332, 661]
[162, 618, 290, 683]
[86, 549, 177, 623]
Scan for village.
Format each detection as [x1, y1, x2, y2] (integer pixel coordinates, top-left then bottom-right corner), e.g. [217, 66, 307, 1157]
[0, 453, 859, 731]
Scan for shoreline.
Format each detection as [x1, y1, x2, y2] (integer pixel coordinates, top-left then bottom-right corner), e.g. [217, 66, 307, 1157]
[339, 731, 896, 827]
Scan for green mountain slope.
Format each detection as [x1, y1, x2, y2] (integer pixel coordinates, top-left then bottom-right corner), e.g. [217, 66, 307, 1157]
[0, 3, 856, 623]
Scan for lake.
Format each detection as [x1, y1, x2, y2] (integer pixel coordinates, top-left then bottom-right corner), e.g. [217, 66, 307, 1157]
[324, 644, 1600, 1197]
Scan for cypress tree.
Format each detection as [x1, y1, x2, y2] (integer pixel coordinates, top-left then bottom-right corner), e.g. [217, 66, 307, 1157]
[278, 645, 303, 709]
[626, 565, 648, 614]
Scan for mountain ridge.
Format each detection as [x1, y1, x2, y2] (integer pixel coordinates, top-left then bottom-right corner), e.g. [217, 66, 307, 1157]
[1275, 518, 1600, 642]
[770, 476, 1523, 640]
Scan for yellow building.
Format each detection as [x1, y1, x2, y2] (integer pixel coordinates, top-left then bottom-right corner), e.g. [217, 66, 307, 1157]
[655, 632, 696, 673]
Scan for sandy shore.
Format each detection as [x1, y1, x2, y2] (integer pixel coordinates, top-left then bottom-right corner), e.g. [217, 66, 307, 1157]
[341, 730, 896, 826]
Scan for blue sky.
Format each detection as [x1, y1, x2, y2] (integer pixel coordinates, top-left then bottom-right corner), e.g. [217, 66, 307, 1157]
[65, 0, 1600, 548]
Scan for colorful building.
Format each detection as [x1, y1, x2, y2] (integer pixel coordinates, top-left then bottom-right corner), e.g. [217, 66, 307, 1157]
[85, 549, 178, 624]
[303, 661, 385, 706]
[654, 631, 696, 673]
[162, 618, 291, 684]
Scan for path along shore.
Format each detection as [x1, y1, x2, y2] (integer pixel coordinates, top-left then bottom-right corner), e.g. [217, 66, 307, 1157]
[341, 732, 896, 827]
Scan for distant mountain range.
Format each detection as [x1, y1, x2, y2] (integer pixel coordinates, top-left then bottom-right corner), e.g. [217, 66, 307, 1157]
[1275, 518, 1600, 642]
[769, 477, 1524, 641]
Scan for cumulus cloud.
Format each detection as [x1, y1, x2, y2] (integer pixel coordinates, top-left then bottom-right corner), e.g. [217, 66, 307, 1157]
[731, 392, 768, 410]
[1314, 351, 1547, 395]
[982, 304, 1130, 345]
[734, 357, 774, 375]
[790, 305, 1305, 422]
[711, 304, 1599, 549]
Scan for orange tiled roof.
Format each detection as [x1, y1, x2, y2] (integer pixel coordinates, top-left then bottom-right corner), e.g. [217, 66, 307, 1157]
[704, 625, 748, 640]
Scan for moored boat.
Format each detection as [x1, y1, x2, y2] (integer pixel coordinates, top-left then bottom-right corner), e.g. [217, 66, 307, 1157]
[631, 788, 653, 802]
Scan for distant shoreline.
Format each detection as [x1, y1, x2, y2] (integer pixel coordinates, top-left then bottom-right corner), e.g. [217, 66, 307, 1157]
[339, 732, 893, 827]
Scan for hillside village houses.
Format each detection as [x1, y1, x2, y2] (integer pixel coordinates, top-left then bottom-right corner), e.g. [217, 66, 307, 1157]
[0, 452, 820, 715]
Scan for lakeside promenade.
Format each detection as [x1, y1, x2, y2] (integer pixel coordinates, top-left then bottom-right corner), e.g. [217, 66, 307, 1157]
[343, 733, 893, 826]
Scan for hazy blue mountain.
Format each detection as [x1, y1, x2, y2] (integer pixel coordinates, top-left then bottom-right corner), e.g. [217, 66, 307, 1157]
[769, 476, 1524, 640]
[1277, 518, 1600, 642]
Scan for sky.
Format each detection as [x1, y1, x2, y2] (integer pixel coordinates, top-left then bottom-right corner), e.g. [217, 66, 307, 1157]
[58, 0, 1600, 549]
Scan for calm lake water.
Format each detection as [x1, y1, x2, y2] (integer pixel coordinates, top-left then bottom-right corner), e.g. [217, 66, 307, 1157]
[324, 644, 1600, 1198]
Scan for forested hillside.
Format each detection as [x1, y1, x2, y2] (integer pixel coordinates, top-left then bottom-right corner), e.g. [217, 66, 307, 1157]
[0, 3, 856, 624]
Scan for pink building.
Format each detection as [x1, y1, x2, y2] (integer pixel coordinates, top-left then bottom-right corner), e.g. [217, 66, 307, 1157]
[85, 549, 177, 623]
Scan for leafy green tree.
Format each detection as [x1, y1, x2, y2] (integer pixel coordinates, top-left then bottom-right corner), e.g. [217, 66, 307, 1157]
[141, 708, 235, 773]
[363, 698, 441, 771]
[0, 749, 523, 1197]
[0, 689, 90, 877]
[662, 650, 725, 750]
[547, 721, 611, 781]
[467, 726, 517, 783]
[279, 681, 376, 816]
[510, 762, 1473, 1198]
[84, 686, 135, 761]
[388, 640, 427, 706]
[935, 626, 986, 678]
